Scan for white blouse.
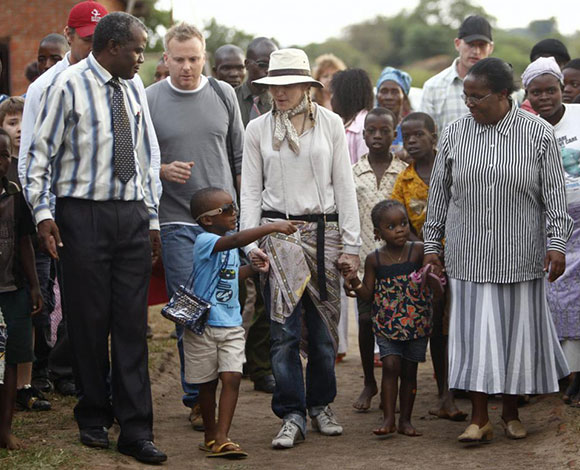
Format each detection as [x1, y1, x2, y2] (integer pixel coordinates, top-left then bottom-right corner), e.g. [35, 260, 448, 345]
[240, 104, 361, 255]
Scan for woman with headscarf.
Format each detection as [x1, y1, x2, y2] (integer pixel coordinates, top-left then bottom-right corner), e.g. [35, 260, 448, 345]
[522, 56, 580, 406]
[239, 48, 361, 449]
[376, 67, 413, 159]
[424, 57, 572, 443]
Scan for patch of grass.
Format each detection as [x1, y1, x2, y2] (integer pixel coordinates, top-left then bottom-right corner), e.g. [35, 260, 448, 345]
[0, 446, 78, 470]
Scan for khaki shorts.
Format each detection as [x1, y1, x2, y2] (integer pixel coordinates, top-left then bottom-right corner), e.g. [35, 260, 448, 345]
[183, 325, 246, 384]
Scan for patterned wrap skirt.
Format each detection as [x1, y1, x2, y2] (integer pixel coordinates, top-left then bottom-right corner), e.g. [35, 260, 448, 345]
[448, 278, 570, 395]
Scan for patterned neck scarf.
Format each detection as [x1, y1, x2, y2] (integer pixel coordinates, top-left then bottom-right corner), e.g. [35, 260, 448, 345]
[272, 95, 309, 154]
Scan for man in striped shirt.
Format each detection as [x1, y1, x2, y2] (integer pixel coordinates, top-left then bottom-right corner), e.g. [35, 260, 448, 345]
[24, 12, 166, 464]
[420, 15, 494, 135]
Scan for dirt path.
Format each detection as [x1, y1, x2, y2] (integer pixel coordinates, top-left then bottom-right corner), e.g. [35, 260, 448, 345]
[3, 308, 580, 470]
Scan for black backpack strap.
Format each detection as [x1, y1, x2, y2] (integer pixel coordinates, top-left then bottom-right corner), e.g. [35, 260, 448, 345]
[207, 77, 236, 190]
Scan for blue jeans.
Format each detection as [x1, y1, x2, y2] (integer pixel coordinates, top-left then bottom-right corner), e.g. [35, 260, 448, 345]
[160, 224, 204, 408]
[265, 283, 337, 434]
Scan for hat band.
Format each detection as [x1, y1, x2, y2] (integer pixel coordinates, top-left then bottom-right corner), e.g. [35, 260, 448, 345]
[268, 68, 312, 78]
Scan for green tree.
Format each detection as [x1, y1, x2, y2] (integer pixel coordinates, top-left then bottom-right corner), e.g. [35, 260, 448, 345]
[301, 38, 381, 82]
[203, 18, 260, 59]
[133, 0, 173, 52]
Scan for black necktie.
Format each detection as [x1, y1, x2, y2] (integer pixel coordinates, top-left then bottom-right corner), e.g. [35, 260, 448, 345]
[108, 78, 136, 183]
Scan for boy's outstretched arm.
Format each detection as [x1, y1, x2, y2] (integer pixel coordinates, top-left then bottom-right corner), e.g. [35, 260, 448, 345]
[212, 221, 302, 254]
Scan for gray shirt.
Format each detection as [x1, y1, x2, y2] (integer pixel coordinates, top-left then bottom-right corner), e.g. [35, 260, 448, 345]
[146, 76, 244, 225]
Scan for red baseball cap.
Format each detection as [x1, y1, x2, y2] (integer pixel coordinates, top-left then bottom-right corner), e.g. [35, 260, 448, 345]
[67, 1, 108, 38]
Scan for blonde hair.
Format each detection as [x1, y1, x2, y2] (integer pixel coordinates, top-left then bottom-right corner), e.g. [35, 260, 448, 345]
[164, 22, 205, 51]
[312, 54, 346, 106]
[312, 54, 347, 81]
[0, 96, 24, 125]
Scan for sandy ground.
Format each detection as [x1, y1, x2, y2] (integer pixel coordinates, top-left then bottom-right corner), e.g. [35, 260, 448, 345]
[7, 306, 580, 470]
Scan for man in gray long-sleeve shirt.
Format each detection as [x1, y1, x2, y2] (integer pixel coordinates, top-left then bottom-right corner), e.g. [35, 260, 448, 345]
[145, 22, 244, 431]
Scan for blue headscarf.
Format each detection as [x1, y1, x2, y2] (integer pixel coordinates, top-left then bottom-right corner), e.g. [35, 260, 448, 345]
[376, 67, 412, 96]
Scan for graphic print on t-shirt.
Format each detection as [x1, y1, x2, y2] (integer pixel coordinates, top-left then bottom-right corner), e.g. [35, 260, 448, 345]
[215, 268, 235, 304]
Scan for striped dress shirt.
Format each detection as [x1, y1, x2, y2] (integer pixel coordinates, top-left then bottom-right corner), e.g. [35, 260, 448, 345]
[24, 53, 159, 230]
[423, 102, 573, 283]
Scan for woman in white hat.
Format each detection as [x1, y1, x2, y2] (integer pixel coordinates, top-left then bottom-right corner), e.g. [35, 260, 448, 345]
[239, 48, 361, 449]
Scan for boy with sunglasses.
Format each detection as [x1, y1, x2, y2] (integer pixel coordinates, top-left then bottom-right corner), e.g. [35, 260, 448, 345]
[185, 187, 299, 459]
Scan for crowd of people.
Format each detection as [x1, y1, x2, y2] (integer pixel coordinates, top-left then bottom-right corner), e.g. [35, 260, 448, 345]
[0, 1, 579, 464]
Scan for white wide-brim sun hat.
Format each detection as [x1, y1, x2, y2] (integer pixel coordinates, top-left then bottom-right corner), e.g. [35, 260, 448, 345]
[252, 48, 323, 88]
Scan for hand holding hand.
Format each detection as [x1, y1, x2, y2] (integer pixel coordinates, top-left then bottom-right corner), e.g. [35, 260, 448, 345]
[338, 253, 360, 280]
[38, 219, 63, 259]
[423, 253, 444, 277]
[160, 161, 194, 184]
[343, 279, 357, 297]
[249, 248, 270, 273]
[544, 250, 565, 282]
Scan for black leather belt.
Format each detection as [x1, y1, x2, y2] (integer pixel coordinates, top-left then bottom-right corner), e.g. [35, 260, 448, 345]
[262, 211, 338, 301]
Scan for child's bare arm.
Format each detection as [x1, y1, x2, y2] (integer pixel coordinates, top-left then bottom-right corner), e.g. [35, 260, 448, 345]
[212, 221, 301, 253]
[345, 254, 375, 301]
[19, 234, 43, 315]
[239, 264, 257, 282]
[411, 241, 425, 264]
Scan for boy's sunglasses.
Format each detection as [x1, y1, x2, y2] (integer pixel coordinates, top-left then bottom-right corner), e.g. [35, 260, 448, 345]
[195, 202, 238, 221]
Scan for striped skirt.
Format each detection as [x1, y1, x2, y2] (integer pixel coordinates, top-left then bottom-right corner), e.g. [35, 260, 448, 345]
[448, 278, 570, 395]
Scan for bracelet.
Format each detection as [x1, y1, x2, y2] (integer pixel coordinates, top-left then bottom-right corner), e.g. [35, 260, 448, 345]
[353, 284, 363, 291]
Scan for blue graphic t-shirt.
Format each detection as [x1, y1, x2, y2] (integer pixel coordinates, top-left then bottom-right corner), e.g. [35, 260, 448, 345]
[192, 231, 241, 327]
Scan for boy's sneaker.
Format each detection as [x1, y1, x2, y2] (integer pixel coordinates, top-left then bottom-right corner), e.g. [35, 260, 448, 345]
[272, 420, 305, 449]
[311, 406, 343, 436]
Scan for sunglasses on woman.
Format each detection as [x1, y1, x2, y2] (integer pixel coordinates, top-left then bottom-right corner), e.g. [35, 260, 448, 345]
[195, 202, 238, 221]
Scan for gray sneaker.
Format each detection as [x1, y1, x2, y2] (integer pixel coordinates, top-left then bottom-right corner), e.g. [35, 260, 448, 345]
[311, 406, 343, 436]
[272, 420, 305, 449]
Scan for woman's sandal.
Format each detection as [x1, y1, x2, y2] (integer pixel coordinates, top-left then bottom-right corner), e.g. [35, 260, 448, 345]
[206, 440, 248, 459]
[198, 439, 215, 452]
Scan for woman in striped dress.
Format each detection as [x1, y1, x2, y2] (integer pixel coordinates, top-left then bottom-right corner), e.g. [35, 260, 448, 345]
[423, 58, 573, 443]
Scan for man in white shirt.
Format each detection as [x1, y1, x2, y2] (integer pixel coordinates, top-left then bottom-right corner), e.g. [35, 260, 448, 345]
[420, 15, 494, 135]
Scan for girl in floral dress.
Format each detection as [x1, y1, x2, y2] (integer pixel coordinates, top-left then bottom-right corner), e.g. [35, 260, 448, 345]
[346, 200, 439, 437]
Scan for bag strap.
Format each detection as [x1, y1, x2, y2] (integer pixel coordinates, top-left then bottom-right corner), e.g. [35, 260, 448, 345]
[208, 77, 237, 192]
[185, 249, 230, 301]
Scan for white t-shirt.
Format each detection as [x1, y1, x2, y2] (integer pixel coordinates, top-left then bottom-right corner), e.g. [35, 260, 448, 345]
[554, 104, 580, 206]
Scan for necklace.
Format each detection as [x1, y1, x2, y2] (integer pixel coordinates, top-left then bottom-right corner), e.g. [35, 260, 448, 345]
[383, 242, 406, 264]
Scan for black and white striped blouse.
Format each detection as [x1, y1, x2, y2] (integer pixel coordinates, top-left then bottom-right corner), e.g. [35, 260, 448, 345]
[423, 103, 573, 283]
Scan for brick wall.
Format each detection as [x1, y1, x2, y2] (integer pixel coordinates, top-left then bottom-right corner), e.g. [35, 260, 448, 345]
[0, 0, 124, 96]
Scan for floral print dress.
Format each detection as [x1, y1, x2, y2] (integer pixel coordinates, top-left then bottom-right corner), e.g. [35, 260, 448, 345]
[372, 244, 432, 341]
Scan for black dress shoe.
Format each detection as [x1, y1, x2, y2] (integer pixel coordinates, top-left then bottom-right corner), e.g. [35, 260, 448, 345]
[55, 379, 76, 396]
[118, 440, 167, 464]
[32, 375, 54, 393]
[253, 374, 276, 393]
[80, 426, 109, 448]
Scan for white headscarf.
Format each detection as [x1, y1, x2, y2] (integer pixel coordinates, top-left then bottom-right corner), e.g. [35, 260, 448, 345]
[521, 56, 564, 89]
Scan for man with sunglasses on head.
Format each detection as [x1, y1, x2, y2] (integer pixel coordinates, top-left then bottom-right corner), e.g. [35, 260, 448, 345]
[235, 37, 278, 128]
